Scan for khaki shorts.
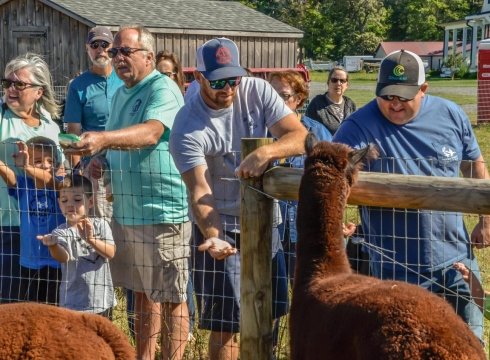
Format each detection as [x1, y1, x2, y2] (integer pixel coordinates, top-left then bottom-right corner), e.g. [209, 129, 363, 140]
[110, 221, 191, 303]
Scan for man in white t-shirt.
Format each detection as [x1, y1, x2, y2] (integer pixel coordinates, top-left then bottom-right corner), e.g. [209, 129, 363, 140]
[169, 37, 307, 360]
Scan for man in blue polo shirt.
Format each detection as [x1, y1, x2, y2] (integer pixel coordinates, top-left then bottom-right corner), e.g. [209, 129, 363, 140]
[333, 49, 490, 340]
[63, 26, 123, 218]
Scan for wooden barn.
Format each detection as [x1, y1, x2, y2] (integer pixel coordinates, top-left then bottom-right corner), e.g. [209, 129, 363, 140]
[0, 0, 303, 86]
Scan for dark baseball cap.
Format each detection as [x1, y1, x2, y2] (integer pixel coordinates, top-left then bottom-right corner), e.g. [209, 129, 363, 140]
[86, 26, 113, 44]
[376, 49, 426, 99]
[198, 38, 248, 80]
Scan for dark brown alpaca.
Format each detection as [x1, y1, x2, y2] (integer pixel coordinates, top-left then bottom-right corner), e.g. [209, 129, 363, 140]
[0, 302, 135, 359]
[290, 135, 485, 360]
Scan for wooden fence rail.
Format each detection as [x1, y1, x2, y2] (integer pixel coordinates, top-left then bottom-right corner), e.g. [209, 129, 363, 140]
[263, 167, 490, 214]
[240, 139, 490, 360]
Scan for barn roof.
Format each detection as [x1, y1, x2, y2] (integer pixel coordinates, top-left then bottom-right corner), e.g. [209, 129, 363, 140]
[33, 0, 303, 37]
[376, 42, 444, 56]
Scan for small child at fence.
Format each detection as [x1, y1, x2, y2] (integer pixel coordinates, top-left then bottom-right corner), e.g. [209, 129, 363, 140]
[453, 262, 490, 319]
[0, 137, 65, 305]
[37, 174, 116, 317]
[453, 261, 489, 352]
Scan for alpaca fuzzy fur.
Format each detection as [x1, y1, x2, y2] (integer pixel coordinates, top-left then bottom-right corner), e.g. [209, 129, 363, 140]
[290, 136, 485, 360]
[0, 302, 134, 359]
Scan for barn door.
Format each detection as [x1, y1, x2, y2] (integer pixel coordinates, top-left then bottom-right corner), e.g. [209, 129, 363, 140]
[12, 26, 48, 57]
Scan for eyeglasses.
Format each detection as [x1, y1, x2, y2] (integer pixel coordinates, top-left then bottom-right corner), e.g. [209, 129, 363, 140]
[330, 77, 347, 84]
[279, 92, 295, 101]
[207, 77, 242, 90]
[1, 79, 42, 91]
[89, 41, 110, 50]
[162, 71, 176, 78]
[107, 47, 147, 58]
[379, 95, 413, 102]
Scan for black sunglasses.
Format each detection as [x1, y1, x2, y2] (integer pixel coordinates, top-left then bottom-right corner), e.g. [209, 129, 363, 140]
[330, 77, 347, 84]
[207, 77, 242, 90]
[379, 94, 412, 102]
[1, 79, 42, 91]
[107, 47, 147, 58]
[89, 41, 110, 50]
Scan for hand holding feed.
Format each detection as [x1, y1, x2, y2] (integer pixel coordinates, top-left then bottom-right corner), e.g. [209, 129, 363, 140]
[198, 237, 237, 260]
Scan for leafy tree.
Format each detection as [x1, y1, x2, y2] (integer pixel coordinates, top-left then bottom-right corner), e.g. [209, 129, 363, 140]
[221, 0, 483, 60]
[385, 0, 483, 41]
[327, 0, 388, 59]
[443, 53, 469, 79]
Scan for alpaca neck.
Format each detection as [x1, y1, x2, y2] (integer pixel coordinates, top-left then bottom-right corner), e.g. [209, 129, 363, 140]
[295, 179, 352, 285]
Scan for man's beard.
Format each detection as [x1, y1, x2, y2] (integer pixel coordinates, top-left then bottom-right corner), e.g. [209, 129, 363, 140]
[90, 55, 110, 67]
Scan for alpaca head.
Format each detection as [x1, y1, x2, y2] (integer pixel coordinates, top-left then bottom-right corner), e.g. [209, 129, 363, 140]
[303, 133, 377, 193]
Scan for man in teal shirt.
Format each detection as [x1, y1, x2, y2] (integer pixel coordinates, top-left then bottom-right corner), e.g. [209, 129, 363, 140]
[63, 26, 124, 218]
[68, 25, 190, 360]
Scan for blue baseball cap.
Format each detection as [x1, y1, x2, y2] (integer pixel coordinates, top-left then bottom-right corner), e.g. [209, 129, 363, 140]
[198, 38, 248, 80]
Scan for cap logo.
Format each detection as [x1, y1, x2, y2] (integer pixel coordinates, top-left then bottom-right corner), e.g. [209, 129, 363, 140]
[389, 64, 408, 81]
[393, 65, 404, 77]
[215, 46, 232, 65]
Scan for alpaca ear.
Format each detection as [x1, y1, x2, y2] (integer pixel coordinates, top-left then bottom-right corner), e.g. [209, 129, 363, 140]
[305, 132, 318, 156]
[348, 144, 377, 166]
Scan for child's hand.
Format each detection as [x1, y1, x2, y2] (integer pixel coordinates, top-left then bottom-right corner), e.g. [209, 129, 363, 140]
[37, 234, 57, 247]
[343, 222, 357, 237]
[12, 141, 29, 168]
[77, 218, 94, 242]
[453, 262, 470, 282]
[87, 157, 104, 179]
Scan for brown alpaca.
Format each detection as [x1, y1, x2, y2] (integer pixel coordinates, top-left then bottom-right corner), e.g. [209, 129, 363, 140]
[289, 135, 485, 360]
[0, 302, 135, 359]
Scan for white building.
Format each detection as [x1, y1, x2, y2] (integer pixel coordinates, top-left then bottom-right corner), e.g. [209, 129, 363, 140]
[442, 1, 490, 71]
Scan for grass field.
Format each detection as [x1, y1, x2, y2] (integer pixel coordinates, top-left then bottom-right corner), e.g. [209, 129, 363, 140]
[114, 73, 490, 359]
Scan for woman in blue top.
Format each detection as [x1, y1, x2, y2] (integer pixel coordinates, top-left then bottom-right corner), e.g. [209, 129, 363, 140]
[0, 53, 63, 303]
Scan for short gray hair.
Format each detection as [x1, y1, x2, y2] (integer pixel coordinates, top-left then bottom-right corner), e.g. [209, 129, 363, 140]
[4, 53, 60, 119]
[116, 25, 155, 67]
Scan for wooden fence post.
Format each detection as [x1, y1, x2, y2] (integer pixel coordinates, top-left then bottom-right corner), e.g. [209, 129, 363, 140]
[240, 138, 274, 360]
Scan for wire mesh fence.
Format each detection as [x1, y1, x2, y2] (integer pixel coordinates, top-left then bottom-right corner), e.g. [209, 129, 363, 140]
[0, 143, 488, 359]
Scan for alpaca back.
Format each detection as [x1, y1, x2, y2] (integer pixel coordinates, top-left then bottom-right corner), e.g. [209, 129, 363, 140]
[290, 138, 485, 360]
[0, 302, 135, 359]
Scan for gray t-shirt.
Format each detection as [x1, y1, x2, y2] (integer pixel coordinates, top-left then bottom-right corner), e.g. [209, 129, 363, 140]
[53, 218, 115, 313]
[170, 77, 291, 251]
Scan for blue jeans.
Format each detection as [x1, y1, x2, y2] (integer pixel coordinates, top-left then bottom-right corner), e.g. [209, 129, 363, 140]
[375, 257, 483, 340]
[192, 226, 288, 333]
[0, 226, 21, 303]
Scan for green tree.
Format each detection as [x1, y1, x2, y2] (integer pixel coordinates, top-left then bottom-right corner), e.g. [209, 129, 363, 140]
[385, 0, 483, 41]
[223, 0, 482, 61]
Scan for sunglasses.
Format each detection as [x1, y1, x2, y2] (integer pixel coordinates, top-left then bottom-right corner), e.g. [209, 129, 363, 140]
[207, 77, 242, 90]
[330, 77, 347, 84]
[279, 92, 295, 101]
[162, 71, 176, 77]
[1, 79, 42, 91]
[89, 41, 110, 50]
[107, 47, 147, 58]
[379, 95, 413, 102]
